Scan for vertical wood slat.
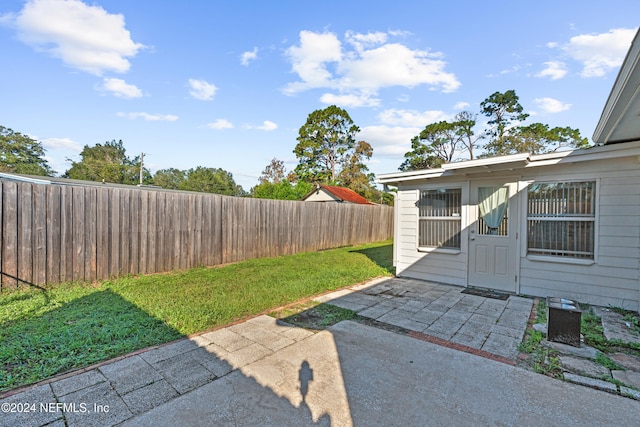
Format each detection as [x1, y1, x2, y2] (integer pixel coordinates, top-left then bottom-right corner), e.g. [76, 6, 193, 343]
[33, 184, 47, 285]
[72, 186, 85, 282]
[0, 181, 393, 289]
[18, 183, 33, 286]
[46, 185, 61, 285]
[109, 188, 121, 277]
[139, 191, 149, 275]
[85, 187, 97, 283]
[59, 185, 73, 283]
[129, 190, 140, 275]
[2, 182, 18, 288]
[96, 187, 109, 281]
[156, 192, 166, 273]
[119, 190, 130, 275]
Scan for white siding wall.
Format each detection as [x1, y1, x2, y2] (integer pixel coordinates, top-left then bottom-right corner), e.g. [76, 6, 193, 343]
[395, 182, 468, 287]
[519, 157, 640, 310]
[392, 153, 640, 310]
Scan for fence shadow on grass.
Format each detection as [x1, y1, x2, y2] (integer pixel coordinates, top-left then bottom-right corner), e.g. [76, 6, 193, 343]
[0, 289, 184, 393]
[349, 243, 395, 275]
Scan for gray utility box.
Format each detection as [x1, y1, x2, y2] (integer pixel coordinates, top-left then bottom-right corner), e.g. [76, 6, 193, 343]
[547, 297, 582, 347]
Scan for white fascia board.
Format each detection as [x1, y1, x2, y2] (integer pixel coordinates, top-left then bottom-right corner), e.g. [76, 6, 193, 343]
[593, 28, 640, 144]
[440, 152, 530, 171]
[377, 169, 445, 184]
[526, 140, 640, 168]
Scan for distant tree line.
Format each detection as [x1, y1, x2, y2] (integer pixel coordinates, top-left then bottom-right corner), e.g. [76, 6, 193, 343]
[399, 89, 589, 171]
[0, 90, 590, 203]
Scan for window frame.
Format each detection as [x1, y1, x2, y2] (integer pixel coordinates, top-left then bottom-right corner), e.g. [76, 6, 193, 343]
[416, 187, 463, 253]
[525, 179, 598, 264]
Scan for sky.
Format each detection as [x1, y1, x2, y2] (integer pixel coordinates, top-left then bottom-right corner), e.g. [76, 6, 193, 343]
[0, 0, 639, 191]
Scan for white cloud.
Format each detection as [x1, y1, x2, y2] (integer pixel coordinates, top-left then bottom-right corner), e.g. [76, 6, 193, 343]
[534, 97, 571, 113]
[188, 79, 217, 101]
[319, 92, 380, 108]
[117, 112, 178, 121]
[241, 47, 258, 66]
[283, 30, 460, 103]
[284, 30, 343, 92]
[207, 119, 233, 129]
[3, 0, 144, 75]
[248, 120, 278, 131]
[41, 137, 82, 151]
[345, 30, 388, 52]
[562, 28, 637, 77]
[453, 102, 470, 110]
[99, 77, 142, 98]
[377, 108, 448, 127]
[535, 61, 568, 80]
[359, 125, 419, 158]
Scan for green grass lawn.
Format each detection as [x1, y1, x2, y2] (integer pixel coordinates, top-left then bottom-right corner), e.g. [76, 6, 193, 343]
[0, 240, 393, 392]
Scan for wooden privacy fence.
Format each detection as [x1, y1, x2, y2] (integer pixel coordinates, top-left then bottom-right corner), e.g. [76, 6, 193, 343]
[0, 180, 393, 290]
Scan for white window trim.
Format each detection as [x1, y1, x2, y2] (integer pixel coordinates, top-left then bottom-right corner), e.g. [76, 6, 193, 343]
[416, 186, 463, 253]
[524, 178, 599, 264]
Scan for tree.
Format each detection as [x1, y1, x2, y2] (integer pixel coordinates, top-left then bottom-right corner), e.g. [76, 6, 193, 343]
[152, 168, 186, 190]
[399, 112, 478, 172]
[512, 124, 589, 154]
[0, 125, 54, 176]
[181, 167, 245, 196]
[337, 140, 374, 193]
[258, 158, 286, 184]
[64, 140, 150, 184]
[251, 180, 313, 200]
[294, 105, 361, 183]
[400, 90, 591, 170]
[480, 90, 529, 157]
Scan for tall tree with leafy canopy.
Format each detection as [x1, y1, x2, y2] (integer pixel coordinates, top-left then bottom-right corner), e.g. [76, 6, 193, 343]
[510, 123, 589, 154]
[0, 125, 54, 176]
[399, 112, 478, 171]
[64, 140, 151, 184]
[338, 140, 374, 192]
[294, 105, 361, 183]
[480, 90, 529, 157]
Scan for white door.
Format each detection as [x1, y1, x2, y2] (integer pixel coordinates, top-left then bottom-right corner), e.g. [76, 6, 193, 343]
[468, 180, 518, 293]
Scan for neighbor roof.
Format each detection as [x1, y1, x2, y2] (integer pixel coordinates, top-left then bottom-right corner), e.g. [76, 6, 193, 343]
[302, 184, 375, 204]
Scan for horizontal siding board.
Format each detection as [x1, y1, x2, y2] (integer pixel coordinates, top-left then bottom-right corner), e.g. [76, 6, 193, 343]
[599, 245, 640, 258]
[599, 235, 639, 248]
[597, 255, 639, 269]
[599, 225, 640, 237]
[519, 279, 638, 310]
[520, 262, 638, 284]
[599, 215, 638, 227]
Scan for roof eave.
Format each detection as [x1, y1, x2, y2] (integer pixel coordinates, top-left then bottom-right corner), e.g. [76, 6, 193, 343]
[593, 28, 640, 145]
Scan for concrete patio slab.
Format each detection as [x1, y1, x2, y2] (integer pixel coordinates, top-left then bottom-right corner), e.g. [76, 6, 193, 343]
[4, 277, 637, 427]
[125, 320, 640, 427]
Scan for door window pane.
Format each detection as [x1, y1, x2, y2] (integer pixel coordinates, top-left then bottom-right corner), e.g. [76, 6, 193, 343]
[477, 186, 509, 236]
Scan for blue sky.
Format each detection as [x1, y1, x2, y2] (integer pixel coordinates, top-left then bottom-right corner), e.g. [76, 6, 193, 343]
[1, 0, 638, 191]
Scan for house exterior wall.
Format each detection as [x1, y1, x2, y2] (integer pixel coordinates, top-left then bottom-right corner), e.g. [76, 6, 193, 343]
[395, 177, 469, 287]
[304, 189, 338, 202]
[517, 156, 640, 311]
[392, 153, 640, 311]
